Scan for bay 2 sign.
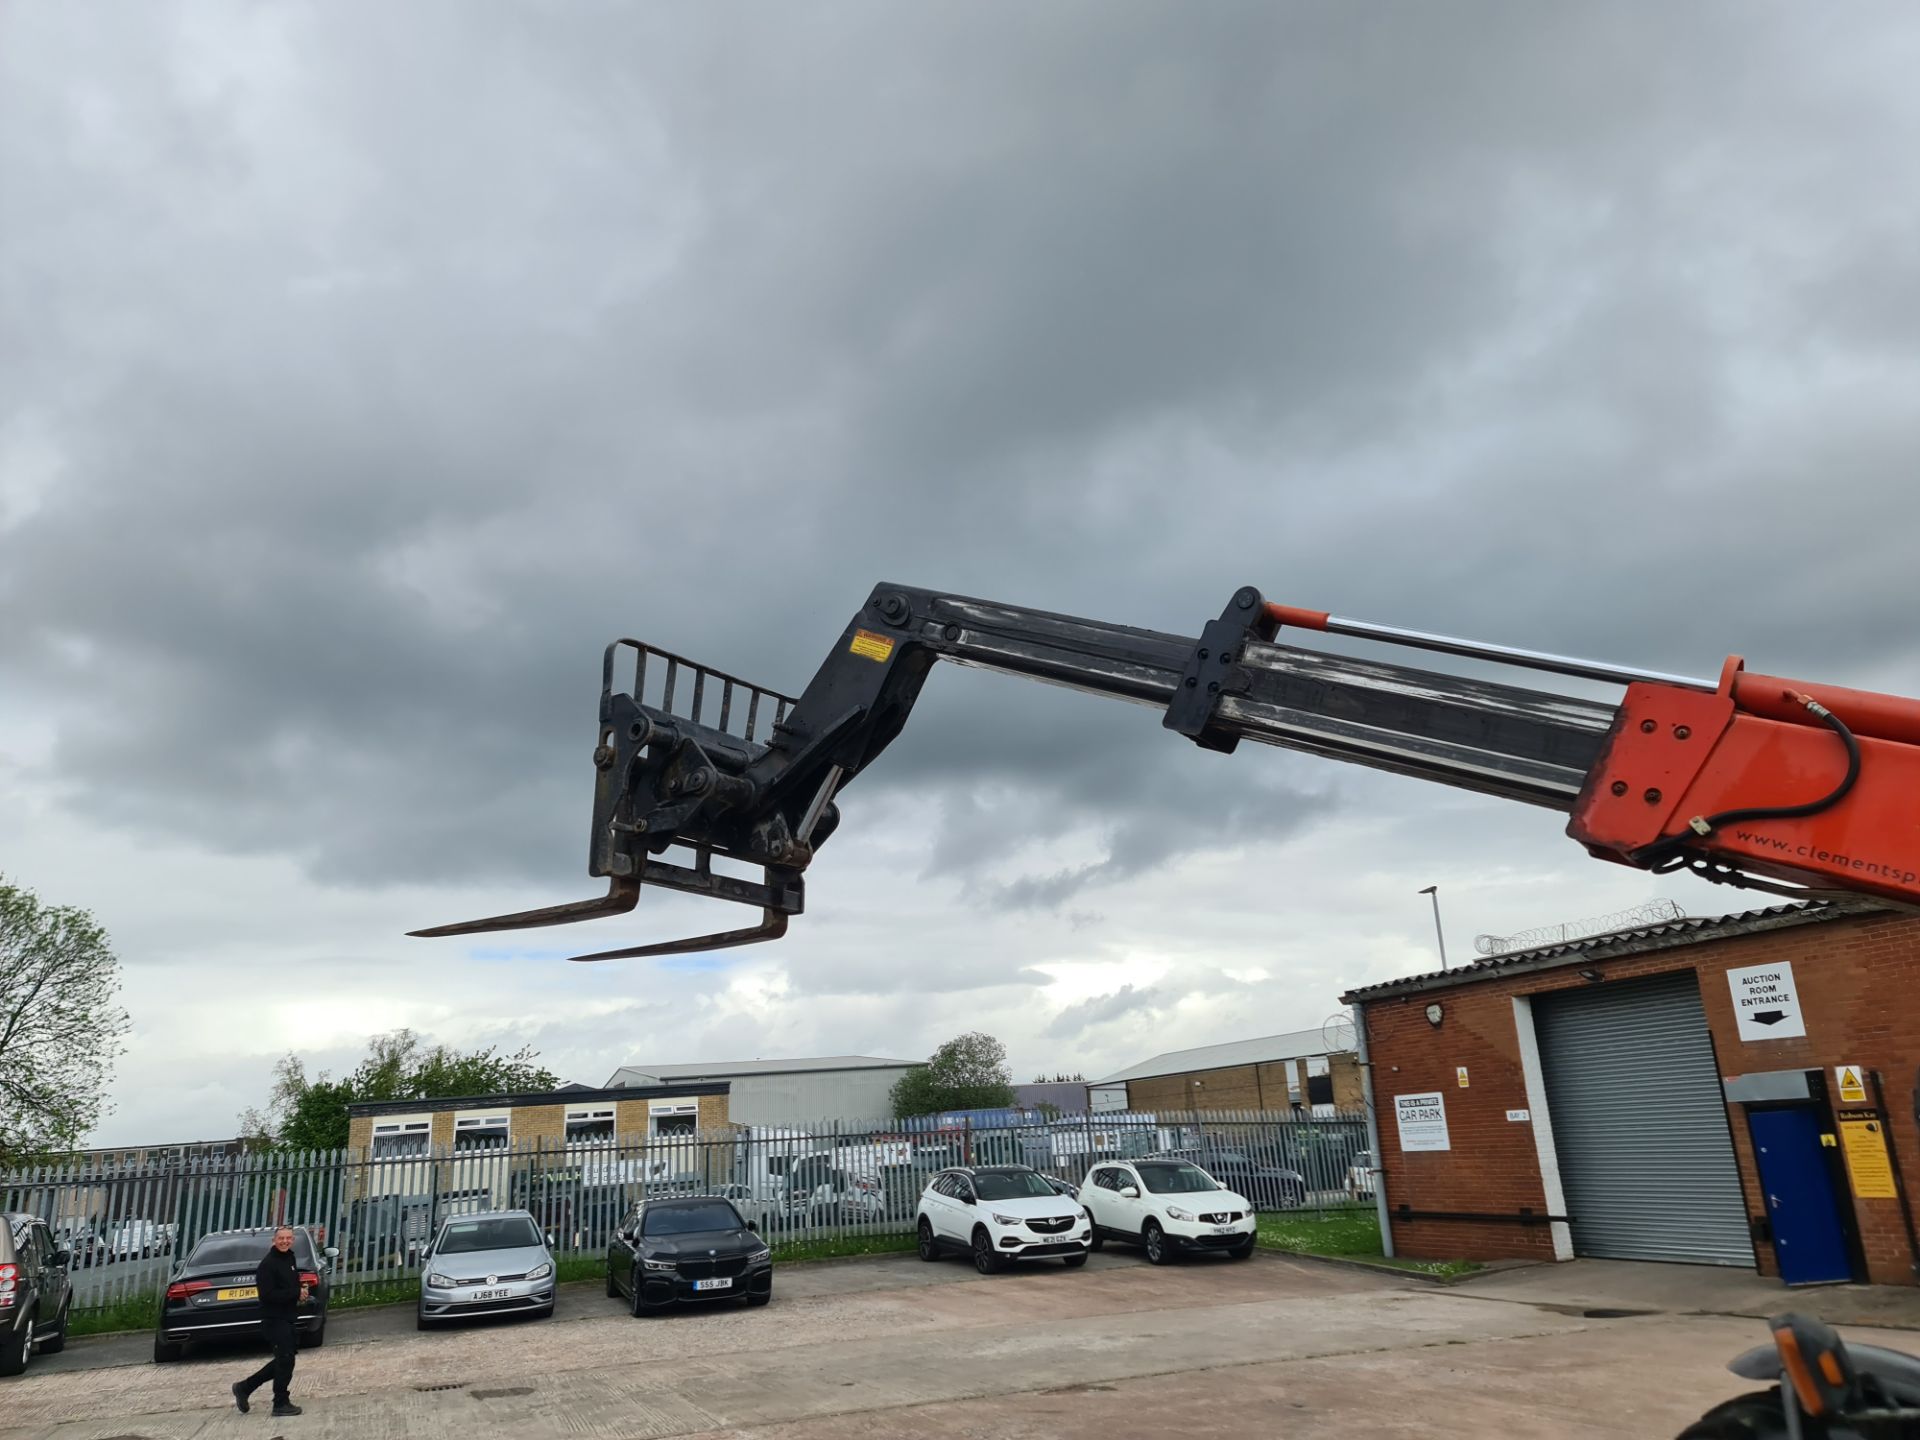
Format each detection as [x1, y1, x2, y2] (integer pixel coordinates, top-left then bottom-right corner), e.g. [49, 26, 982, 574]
[1394, 1092, 1451, 1153]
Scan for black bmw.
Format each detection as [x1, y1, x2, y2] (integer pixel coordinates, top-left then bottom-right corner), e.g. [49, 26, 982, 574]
[153, 1226, 335, 1362]
[606, 1197, 773, 1316]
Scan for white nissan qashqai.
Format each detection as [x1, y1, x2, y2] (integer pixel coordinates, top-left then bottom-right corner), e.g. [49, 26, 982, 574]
[1078, 1157, 1258, 1264]
[915, 1165, 1092, 1273]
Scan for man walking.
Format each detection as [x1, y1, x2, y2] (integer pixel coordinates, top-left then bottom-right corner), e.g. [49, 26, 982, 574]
[232, 1227, 305, 1417]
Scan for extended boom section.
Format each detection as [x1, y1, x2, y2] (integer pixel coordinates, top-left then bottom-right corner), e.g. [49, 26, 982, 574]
[416, 582, 1920, 957]
[415, 585, 1640, 958]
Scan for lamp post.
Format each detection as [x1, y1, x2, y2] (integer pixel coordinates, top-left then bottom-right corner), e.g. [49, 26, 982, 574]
[1418, 885, 1449, 970]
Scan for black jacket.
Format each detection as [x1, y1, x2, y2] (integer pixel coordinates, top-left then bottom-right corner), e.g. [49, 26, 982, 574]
[255, 1246, 302, 1318]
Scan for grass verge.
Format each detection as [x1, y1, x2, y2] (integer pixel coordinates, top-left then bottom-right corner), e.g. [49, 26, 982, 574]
[331, 1278, 421, 1310]
[773, 1231, 918, 1263]
[1256, 1209, 1481, 1280]
[69, 1295, 158, 1339]
[555, 1254, 607, 1284]
[1352, 1254, 1484, 1279]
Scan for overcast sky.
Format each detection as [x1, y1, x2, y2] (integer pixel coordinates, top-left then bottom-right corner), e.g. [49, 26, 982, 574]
[6, 3, 1919, 1147]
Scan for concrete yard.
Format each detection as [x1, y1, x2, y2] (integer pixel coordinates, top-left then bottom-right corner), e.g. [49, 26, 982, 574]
[6, 1251, 1912, 1439]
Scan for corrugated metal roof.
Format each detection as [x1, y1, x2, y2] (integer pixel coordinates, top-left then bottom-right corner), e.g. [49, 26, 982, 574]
[1340, 899, 1883, 1003]
[605, 1055, 917, 1086]
[1093, 1027, 1337, 1085]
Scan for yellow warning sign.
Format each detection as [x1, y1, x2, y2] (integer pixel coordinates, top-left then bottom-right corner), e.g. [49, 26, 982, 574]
[849, 628, 895, 663]
[1456, 1066, 1469, 1088]
[1840, 1117, 1899, 1199]
[1837, 1065, 1868, 1105]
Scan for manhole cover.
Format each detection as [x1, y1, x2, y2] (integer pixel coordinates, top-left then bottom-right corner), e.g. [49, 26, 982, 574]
[414, 1382, 467, 1393]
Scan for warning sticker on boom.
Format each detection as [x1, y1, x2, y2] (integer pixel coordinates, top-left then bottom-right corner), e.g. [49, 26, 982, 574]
[850, 629, 895, 663]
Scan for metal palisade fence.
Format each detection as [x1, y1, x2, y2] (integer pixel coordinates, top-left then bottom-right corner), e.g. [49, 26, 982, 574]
[3, 1108, 1371, 1317]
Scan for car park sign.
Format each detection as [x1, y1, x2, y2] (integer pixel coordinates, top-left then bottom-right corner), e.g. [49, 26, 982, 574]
[1393, 1093, 1451, 1153]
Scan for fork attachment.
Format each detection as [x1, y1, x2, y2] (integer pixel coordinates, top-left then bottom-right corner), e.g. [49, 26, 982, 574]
[412, 583, 1326, 958]
[410, 639, 818, 957]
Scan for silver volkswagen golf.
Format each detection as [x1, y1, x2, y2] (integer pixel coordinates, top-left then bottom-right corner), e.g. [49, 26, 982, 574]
[416, 1210, 556, 1329]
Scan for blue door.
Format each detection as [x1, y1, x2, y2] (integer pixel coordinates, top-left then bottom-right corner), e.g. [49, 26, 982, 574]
[1749, 1107, 1852, 1286]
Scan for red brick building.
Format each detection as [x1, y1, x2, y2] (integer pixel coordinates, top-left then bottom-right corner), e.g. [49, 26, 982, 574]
[1342, 902, 1920, 1286]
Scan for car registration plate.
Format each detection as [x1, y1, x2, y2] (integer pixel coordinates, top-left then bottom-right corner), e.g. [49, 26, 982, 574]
[473, 1287, 510, 1301]
[692, 1277, 733, 1292]
[1212, 1226, 1236, 1235]
[216, 1286, 259, 1301]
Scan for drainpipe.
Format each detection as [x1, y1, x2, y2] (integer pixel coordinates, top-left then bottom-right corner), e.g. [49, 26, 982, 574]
[1352, 1002, 1394, 1257]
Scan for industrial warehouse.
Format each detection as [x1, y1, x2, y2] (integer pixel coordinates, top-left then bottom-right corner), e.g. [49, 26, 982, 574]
[1346, 901, 1920, 1287]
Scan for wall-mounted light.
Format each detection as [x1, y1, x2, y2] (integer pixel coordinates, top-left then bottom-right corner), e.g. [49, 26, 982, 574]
[1578, 968, 1604, 983]
[1424, 1002, 1444, 1027]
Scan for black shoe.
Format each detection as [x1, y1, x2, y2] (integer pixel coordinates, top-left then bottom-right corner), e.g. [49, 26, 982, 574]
[271, 1402, 303, 1416]
[232, 1382, 250, 1413]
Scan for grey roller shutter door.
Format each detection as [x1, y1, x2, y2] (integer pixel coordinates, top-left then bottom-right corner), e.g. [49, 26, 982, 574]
[1535, 970, 1753, 1266]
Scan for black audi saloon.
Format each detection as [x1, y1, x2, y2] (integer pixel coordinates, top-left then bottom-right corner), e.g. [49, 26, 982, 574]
[606, 1196, 772, 1316]
[153, 1225, 335, 1362]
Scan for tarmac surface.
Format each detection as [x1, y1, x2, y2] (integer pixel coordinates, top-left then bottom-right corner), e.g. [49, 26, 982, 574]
[8, 1251, 1916, 1438]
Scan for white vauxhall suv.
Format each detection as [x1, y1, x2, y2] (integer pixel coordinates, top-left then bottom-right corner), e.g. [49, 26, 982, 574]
[915, 1166, 1092, 1273]
[1079, 1158, 1258, 1263]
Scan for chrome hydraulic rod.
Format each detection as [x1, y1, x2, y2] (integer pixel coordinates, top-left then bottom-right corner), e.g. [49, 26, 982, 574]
[1265, 604, 1715, 693]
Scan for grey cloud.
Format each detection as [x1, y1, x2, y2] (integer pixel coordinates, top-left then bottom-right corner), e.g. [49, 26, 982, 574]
[1044, 984, 1165, 1038]
[918, 700, 1343, 910]
[18, 2, 1913, 901]
[781, 942, 1054, 1001]
[7, 2, 1920, 1143]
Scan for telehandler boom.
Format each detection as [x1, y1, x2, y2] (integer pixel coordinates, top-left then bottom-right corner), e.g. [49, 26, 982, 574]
[414, 584, 1920, 959]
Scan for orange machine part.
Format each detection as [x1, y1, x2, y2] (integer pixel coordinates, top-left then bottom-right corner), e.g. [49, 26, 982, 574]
[1732, 669, 1920, 748]
[1568, 684, 1736, 852]
[1264, 603, 1330, 632]
[1572, 678, 1920, 904]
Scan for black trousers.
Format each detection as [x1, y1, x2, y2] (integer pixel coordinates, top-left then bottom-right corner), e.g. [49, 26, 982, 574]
[239, 1316, 297, 1405]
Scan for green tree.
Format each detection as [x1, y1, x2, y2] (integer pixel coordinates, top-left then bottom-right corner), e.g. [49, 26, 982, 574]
[347, 1030, 420, 1104]
[0, 877, 132, 1164]
[888, 1031, 1016, 1117]
[408, 1039, 558, 1099]
[242, 1029, 559, 1151]
[240, 1056, 360, 1151]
